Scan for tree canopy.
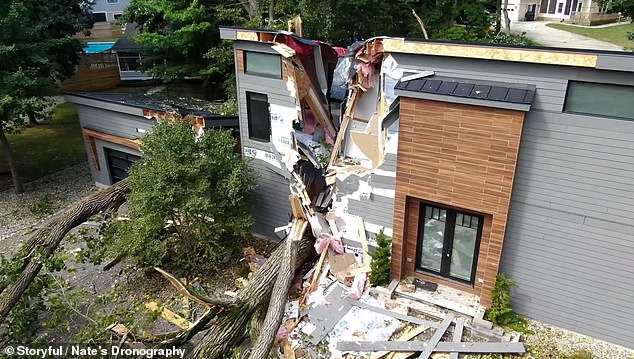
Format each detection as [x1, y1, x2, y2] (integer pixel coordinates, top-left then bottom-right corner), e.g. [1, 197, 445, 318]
[107, 117, 256, 275]
[0, 0, 93, 193]
[607, 0, 634, 22]
[124, 0, 507, 96]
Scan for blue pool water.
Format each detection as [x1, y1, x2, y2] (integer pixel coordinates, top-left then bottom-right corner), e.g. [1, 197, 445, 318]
[84, 42, 115, 53]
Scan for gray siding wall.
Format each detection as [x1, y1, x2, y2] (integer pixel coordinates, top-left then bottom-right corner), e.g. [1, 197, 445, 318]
[235, 41, 292, 238]
[91, 0, 130, 21]
[393, 53, 634, 349]
[338, 153, 398, 235]
[76, 104, 151, 186]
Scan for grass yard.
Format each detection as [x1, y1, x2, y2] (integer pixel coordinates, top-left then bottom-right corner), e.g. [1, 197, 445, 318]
[546, 22, 634, 49]
[0, 102, 87, 192]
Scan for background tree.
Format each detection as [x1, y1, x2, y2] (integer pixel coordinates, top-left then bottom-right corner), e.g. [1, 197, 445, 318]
[107, 117, 256, 275]
[0, 0, 93, 193]
[124, 0, 531, 108]
[606, 0, 634, 20]
[123, 0, 249, 90]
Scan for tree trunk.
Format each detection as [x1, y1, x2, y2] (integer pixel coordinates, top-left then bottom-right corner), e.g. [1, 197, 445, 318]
[503, 0, 511, 35]
[248, 239, 296, 359]
[0, 178, 131, 322]
[496, 0, 503, 33]
[190, 236, 314, 359]
[0, 121, 24, 194]
[268, 0, 275, 26]
[28, 112, 38, 126]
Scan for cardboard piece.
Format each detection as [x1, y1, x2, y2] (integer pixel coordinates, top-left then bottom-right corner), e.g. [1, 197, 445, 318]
[328, 253, 357, 285]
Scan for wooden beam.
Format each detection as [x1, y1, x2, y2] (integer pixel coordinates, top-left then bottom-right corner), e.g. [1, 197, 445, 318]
[371, 325, 428, 359]
[145, 301, 192, 329]
[381, 38, 598, 68]
[236, 30, 258, 41]
[449, 319, 465, 359]
[418, 314, 455, 359]
[353, 301, 438, 328]
[336, 341, 526, 354]
[82, 128, 141, 151]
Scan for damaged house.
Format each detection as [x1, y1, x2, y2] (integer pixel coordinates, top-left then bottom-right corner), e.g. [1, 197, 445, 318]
[220, 26, 634, 350]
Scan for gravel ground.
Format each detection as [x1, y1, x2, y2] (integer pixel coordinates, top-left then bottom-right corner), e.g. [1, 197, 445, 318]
[523, 319, 634, 359]
[0, 162, 97, 255]
[1, 165, 633, 358]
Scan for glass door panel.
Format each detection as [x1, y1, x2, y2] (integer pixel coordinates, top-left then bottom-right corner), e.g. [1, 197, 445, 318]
[449, 215, 479, 281]
[417, 203, 483, 285]
[420, 206, 447, 273]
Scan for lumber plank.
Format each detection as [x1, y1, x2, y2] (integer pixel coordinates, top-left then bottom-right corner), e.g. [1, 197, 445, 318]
[371, 325, 428, 359]
[145, 301, 192, 329]
[352, 301, 438, 328]
[450, 319, 465, 359]
[336, 341, 525, 354]
[418, 313, 454, 358]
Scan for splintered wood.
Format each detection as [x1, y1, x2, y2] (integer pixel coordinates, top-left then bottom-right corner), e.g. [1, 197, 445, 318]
[144, 301, 192, 329]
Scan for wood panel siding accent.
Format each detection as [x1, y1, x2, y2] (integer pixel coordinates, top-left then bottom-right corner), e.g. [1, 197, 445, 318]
[391, 98, 526, 306]
[82, 128, 141, 171]
[236, 49, 244, 73]
[62, 53, 121, 92]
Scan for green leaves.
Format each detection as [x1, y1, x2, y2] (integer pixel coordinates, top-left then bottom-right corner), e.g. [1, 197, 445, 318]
[369, 230, 392, 286]
[108, 119, 256, 276]
[0, 0, 93, 127]
[485, 273, 531, 333]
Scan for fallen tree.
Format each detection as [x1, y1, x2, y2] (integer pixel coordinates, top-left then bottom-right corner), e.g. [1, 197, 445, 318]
[189, 224, 312, 359]
[0, 178, 131, 322]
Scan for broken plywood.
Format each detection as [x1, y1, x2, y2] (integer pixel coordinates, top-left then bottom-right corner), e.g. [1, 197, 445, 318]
[380, 38, 597, 68]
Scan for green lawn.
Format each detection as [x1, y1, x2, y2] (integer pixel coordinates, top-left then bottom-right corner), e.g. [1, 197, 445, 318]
[0, 102, 87, 192]
[546, 22, 634, 49]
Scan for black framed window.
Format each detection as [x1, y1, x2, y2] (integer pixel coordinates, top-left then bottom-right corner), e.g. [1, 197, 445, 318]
[417, 203, 483, 285]
[244, 51, 281, 78]
[564, 81, 634, 121]
[106, 148, 140, 184]
[246, 92, 271, 142]
[93, 12, 107, 22]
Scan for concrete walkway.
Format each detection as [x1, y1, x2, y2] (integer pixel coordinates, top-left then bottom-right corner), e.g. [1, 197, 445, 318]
[509, 21, 624, 51]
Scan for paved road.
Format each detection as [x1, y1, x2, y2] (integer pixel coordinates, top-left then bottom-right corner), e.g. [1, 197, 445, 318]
[509, 21, 624, 51]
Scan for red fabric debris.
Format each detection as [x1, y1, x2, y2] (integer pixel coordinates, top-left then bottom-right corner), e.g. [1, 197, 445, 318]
[333, 47, 347, 57]
[284, 35, 314, 56]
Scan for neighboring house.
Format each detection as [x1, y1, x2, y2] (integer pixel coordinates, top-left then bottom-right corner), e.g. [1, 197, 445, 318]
[506, 0, 621, 24]
[91, 0, 130, 22]
[220, 26, 634, 349]
[65, 91, 239, 187]
[111, 25, 153, 81]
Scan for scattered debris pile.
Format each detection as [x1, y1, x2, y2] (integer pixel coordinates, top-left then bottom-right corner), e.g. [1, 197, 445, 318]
[225, 29, 528, 358]
[98, 30, 528, 358]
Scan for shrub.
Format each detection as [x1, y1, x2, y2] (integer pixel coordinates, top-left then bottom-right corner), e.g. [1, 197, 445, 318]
[369, 230, 392, 286]
[485, 273, 530, 333]
[107, 117, 256, 275]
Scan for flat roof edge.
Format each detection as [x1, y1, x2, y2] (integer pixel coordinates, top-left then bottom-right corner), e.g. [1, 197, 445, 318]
[395, 89, 531, 112]
[219, 26, 634, 72]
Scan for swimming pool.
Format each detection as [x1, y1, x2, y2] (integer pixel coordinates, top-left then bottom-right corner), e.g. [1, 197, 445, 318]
[84, 42, 115, 53]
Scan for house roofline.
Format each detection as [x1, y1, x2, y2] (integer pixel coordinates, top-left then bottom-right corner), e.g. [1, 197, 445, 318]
[219, 26, 634, 72]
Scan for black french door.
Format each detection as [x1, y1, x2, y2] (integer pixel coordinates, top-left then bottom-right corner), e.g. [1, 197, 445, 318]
[416, 203, 483, 285]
